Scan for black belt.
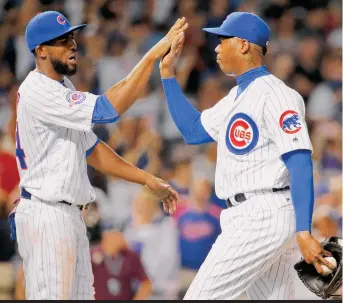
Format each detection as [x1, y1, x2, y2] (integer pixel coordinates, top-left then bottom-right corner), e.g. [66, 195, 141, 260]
[226, 186, 290, 208]
[21, 188, 88, 211]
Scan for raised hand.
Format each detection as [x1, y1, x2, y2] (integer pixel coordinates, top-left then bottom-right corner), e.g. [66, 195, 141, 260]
[159, 31, 185, 78]
[149, 17, 188, 60]
[144, 177, 181, 215]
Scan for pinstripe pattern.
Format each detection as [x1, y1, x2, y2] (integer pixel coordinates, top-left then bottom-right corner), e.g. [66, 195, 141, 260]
[184, 72, 309, 300]
[200, 74, 312, 200]
[16, 71, 98, 205]
[184, 191, 296, 300]
[15, 196, 95, 299]
[14, 71, 99, 299]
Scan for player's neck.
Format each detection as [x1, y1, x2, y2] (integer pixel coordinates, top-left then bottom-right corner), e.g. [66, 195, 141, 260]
[236, 65, 269, 87]
[237, 61, 263, 76]
[35, 63, 64, 82]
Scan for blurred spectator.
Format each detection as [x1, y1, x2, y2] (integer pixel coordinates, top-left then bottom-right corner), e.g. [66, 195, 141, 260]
[177, 179, 221, 269]
[0, 130, 18, 264]
[124, 189, 180, 300]
[0, 62, 14, 130]
[97, 30, 135, 93]
[307, 53, 342, 122]
[177, 178, 221, 296]
[91, 230, 152, 300]
[292, 35, 323, 101]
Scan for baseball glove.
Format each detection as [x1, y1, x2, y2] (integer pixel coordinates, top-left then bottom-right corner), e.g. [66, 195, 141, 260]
[294, 237, 342, 300]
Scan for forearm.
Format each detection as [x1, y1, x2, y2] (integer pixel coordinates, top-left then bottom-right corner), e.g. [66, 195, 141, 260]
[133, 280, 152, 300]
[87, 141, 153, 186]
[282, 149, 314, 232]
[161, 77, 214, 145]
[104, 51, 157, 115]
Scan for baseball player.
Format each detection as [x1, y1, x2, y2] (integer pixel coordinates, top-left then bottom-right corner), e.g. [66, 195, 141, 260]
[159, 12, 336, 300]
[11, 11, 187, 300]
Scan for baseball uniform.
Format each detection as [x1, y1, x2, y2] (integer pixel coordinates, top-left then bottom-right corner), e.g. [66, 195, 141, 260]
[14, 70, 104, 300]
[161, 12, 315, 300]
[183, 72, 312, 300]
[12, 11, 119, 300]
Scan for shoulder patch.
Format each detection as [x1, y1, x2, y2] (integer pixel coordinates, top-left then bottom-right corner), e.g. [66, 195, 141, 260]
[280, 110, 302, 134]
[66, 91, 86, 107]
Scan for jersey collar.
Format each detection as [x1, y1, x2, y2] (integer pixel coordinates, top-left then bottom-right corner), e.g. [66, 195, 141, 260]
[236, 65, 270, 91]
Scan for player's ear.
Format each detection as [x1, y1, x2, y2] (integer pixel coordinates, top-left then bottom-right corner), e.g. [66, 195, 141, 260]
[35, 45, 48, 59]
[240, 39, 250, 54]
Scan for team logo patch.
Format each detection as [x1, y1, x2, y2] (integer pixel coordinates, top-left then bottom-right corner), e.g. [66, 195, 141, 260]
[280, 110, 302, 134]
[66, 91, 86, 107]
[57, 15, 67, 25]
[225, 113, 259, 155]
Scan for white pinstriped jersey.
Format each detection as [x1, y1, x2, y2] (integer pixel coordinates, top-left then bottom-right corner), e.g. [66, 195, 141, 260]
[201, 74, 312, 200]
[16, 71, 99, 205]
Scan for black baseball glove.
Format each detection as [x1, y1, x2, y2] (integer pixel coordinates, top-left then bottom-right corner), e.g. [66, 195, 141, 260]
[294, 237, 342, 300]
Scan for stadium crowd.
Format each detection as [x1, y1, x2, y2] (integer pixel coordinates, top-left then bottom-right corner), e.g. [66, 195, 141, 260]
[0, 0, 342, 300]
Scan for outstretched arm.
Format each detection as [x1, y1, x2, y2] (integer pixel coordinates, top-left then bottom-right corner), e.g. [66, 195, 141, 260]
[104, 18, 188, 115]
[87, 141, 181, 214]
[159, 34, 214, 145]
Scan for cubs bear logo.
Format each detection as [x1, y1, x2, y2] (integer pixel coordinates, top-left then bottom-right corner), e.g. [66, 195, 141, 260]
[280, 110, 302, 134]
[57, 15, 66, 25]
[225, 113, 259, 155]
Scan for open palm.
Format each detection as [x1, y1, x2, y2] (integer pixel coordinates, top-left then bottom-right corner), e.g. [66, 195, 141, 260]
[159, 33, 185, 72]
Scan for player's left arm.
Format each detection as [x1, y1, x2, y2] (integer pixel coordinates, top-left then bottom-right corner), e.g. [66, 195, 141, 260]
[264, 88, 335, 273]
[87, 140, 181, 214]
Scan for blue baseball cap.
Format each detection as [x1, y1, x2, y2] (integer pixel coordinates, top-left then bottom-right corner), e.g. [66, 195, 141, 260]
[25, 11, 86, 52]
[203, 12, 270, 48]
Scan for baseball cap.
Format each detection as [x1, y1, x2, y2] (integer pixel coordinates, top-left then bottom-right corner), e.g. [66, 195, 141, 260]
[25, 11, 87, 52]
[203, 12, 270, 48]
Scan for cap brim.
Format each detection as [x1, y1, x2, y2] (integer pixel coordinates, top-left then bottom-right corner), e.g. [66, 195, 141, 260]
[52, 24, 87, 41]
[41, 24, 87, 45]
[202, 27, 231, 37]
[65, 24, 87, 34]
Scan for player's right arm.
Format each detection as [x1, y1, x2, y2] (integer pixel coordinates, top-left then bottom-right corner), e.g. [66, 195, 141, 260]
[103, 18, 188, 115]
[159, 34, 224, 145]
[87, 141, 181, 214]
[23, 19, 188, 133]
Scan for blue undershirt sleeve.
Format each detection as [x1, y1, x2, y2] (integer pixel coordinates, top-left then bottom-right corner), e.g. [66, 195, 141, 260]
[161, 78, 214, 145]
[282, 149, 314, 232]
[92, 95, 120, 124]
[86, 138, 100, 157]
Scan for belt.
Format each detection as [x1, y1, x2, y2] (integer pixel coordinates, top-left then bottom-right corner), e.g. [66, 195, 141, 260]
[21, 188, 88, 211]
[226, 186, 290, 208]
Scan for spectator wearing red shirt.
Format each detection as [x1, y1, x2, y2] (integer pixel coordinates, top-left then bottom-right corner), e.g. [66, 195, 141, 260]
[91, 230, 152, 300]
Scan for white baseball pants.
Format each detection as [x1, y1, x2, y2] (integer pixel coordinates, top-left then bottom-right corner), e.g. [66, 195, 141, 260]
[15, 196, 94, 300]
[184, 190, 297, 300]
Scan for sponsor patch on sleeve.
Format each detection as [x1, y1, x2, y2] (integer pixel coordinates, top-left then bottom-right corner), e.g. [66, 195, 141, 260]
[66, 91, 86, 107]
[279, 110, 302, 134]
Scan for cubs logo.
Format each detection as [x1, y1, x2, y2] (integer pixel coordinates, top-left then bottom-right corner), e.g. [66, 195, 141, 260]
[280, 110, 302, 134]
[225, 113, 259, 155]
[57, 15, 66, 25]
[66, 91, 86, 107]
